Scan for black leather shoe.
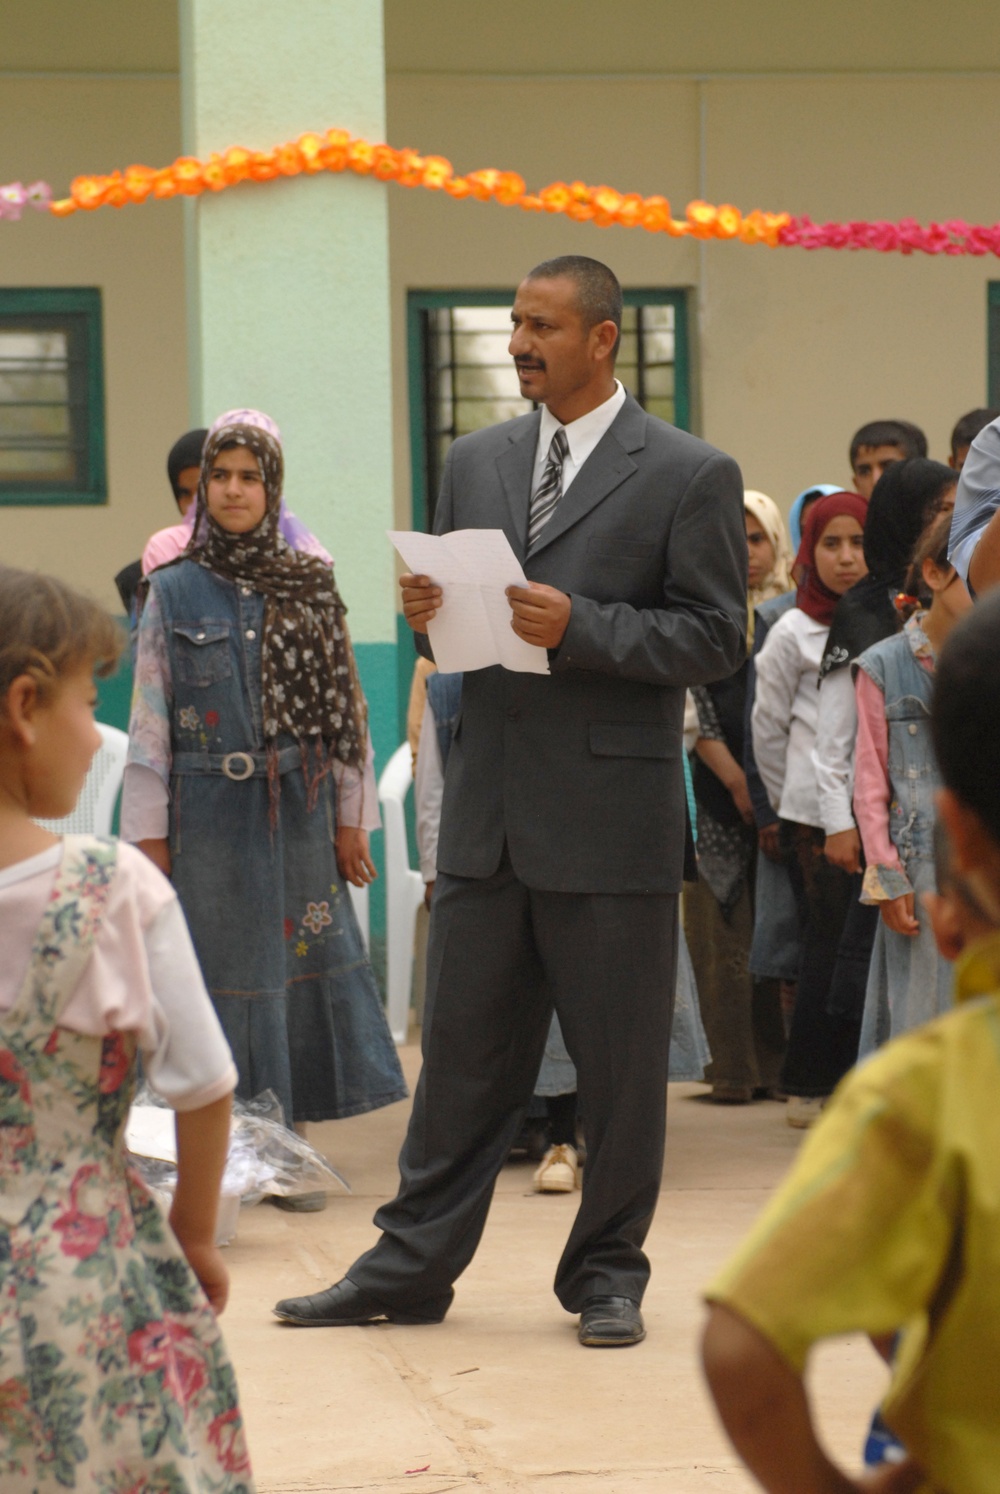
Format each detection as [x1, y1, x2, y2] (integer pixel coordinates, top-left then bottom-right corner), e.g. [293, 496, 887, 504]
[577, 1295, 645, 1347]
[273, 1277, 447, 1327]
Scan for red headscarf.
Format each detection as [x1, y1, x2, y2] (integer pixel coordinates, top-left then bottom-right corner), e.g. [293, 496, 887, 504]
[795, 491, 869, 626]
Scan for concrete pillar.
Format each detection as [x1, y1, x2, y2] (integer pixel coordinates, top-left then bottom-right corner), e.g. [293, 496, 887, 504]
[180, 0, 397, 959]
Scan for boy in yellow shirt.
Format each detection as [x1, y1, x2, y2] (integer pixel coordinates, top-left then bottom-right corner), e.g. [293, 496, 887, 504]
[701, 589, 1000, 1494]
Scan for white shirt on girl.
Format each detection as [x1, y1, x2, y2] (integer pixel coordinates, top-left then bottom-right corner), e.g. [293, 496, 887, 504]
[751, 607, 829, 829]
[0, 841, 237, 1112]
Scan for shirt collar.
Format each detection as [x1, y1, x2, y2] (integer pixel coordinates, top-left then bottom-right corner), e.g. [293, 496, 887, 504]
[538, 379, 625, 464]
[904, 610, 935, 662]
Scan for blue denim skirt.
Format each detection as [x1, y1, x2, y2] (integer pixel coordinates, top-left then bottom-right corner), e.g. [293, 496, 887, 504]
[170, 761, 407, 1125]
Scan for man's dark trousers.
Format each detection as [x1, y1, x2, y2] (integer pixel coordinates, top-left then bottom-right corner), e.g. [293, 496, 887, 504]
[347, 847, 678, 1313]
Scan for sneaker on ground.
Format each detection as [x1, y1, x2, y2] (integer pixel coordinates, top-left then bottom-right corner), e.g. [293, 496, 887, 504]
[786, 1096, 825, 1130]
[270, 1191, 328, 1212]
[532, 1143, 580, 1193]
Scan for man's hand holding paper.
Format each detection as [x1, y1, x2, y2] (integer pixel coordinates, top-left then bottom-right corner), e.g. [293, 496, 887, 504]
[505, 583, 572, 649]
[389, 529, 553, 675]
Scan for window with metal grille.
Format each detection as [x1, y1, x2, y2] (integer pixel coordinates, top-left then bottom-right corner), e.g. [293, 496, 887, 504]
[407, 289, 691, 530]
[0, 287, 107, 506]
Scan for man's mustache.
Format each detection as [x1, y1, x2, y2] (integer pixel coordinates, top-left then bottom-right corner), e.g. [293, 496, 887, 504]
[515, 359, 546, 372]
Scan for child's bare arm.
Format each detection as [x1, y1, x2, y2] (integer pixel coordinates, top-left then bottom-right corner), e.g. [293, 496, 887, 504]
[170, 1093, 231, 1315]
[702, 1304, 921, 1494]
[137, 837, 171, 877]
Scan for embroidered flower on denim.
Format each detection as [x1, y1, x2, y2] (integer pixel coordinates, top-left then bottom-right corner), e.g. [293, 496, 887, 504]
[302, 901, 333, 936]
[205, 710, 220, 729]
[178, 706, 199, 731]
[295, 939, 308, 957]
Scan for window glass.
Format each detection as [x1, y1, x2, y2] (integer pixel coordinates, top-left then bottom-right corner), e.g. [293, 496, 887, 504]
[0, 330, 76, 482]
[0, 290, 106, 506]
[412, 291, 690, 530]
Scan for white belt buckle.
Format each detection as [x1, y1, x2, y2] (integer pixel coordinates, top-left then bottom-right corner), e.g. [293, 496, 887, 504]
[221, 751, 255, 781]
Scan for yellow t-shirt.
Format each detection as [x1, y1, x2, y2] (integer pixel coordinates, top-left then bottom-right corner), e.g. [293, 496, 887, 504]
[706, 931, 1000, 1494]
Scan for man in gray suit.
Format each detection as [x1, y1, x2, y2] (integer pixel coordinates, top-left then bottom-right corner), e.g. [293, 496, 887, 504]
[275, 256, 746, 1346]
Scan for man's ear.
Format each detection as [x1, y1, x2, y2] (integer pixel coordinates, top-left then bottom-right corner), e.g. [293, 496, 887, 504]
[591, 319, 619, 365]
[1, 674, 41, 747]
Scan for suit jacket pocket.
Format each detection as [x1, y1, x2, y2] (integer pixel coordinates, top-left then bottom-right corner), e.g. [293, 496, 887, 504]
[589, 722, 678, 759]
[587, 537, 656, 562]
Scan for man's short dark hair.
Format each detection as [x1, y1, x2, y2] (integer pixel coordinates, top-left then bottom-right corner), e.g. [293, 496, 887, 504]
[950, 408, 1000, 459]
[933, 589, 1000, 847]
[849, 420, 928, 469]
[525, 256, 623, 353]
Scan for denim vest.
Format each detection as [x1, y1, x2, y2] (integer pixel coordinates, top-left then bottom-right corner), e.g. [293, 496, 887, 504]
[855, 629, 937, 864]
[153, 558, 308, 779]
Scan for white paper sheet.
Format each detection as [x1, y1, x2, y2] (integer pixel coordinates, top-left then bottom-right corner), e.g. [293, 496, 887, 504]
[126, 1105, 178, 1162]
[389, 529, 550, 675]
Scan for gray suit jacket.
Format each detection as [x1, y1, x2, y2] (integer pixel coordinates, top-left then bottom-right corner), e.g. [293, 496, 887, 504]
[424, 393, 747, 894]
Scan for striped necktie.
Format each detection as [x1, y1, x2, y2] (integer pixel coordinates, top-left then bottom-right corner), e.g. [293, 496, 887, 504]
[527, 426, 569, 551]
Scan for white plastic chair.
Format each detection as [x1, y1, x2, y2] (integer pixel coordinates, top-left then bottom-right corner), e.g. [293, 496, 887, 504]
[377, 742, 425, 1043]
[36, 723, 129, 836]
[347, 882, 370, 953]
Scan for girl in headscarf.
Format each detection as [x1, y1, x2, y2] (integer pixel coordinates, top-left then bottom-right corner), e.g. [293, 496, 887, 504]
[142, 417, 333, 576]
[787, 483, 842, 552]
[743, 490, 795, 646]
[751, 493, 868, 1126]
[122, 412, 406, 1205]
[683, 492, 795, 1104]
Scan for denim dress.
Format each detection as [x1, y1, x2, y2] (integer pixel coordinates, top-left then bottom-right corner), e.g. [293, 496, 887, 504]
[151, 560, 407, 1125]
[855, 626, 952, 1054]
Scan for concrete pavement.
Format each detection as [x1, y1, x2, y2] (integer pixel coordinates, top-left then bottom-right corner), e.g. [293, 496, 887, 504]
[220, 1043, 887, 1493]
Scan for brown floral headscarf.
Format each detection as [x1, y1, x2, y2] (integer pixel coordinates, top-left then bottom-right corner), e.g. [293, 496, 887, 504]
[188, 412, 368, 812]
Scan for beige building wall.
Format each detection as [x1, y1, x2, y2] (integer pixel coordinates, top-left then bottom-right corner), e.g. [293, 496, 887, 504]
[385, 0, 1000, 520]
[3, 0, 1000, 606]
[0, 4, 184, 609]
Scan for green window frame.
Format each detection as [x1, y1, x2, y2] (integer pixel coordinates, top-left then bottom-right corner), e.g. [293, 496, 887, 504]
[988, 283, 1000, 409]
[0, 287, 107, 506]
[407, 287, 692, 532]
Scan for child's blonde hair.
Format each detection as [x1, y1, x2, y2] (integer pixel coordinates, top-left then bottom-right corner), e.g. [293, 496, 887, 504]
[0, 565, 122, 702]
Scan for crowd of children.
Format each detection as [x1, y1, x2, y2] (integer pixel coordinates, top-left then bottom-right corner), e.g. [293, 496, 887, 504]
[688, 416, 986, 1135]
[4, 401, 1000, 1488]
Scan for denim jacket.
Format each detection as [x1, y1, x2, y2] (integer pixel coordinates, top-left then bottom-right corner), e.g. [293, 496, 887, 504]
[854, 619, 937, 902]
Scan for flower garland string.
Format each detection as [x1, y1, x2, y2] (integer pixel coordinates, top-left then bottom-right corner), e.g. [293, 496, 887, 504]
[6, 130, 1000, 257]
[50, 129, 789, 246]
[0, 181, 53, 219]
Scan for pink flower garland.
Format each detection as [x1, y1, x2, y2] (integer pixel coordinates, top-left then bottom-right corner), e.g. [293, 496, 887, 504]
[0, 181, 52, 220]
[779, 214, 1000, 256]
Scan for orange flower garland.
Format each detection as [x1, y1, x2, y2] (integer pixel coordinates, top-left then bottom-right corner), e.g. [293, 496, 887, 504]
[30, 128, 1000, 256]
[50, 127, 790, 246]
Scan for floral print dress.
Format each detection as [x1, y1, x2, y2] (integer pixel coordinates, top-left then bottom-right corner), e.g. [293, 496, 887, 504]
[0, 836, 254, 1493]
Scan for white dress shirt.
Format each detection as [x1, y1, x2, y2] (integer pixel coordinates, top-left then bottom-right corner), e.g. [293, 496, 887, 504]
[533, 379, 627, 496]
[752, 607, 829, 829]
[414, 696, 445, 883]
[812, 668, 859, 837]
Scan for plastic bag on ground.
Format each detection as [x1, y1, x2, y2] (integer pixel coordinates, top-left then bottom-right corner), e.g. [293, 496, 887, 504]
[126, 1086, 350, 1230]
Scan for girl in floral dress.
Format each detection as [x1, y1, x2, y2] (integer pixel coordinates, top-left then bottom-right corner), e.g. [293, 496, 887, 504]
[122, 412, 405, 1203]
[0, 564, 253, 1492]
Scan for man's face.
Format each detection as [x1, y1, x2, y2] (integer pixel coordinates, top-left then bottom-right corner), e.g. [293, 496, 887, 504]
[508, 276, 606, 415]
[851, 443, 905, 499]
